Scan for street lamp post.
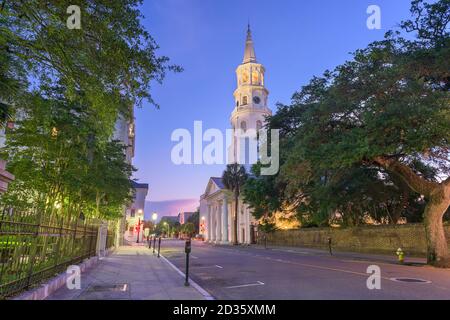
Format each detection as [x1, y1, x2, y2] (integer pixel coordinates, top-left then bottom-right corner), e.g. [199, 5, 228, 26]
[150, 212, 158, 249]
[136, 209, 143, 243]
[163, 221, 170, 238]
[151, 212, 158, 233]
[136, 217, 141, 243]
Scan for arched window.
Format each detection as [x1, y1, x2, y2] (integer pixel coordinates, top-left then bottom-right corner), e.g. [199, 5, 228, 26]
[242, 96, 248, 105]
[242, 72, 249, 83]
[236, 100, 239, 107]
[240, 121, 247, 132]
[252, 71, 259, 84]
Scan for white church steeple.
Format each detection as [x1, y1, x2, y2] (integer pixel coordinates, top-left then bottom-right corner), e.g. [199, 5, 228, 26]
[243, 24, 257, 64]
[230, 25, 272, 165]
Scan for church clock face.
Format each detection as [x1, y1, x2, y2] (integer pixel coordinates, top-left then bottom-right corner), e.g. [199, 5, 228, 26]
[253, 96, 261, 104]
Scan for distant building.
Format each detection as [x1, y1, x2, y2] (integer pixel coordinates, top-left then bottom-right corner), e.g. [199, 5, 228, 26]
[160, 216, 179, 224]
[0, 159, 13, 194]
[125, 181, 149, 242]
[178, 211, 196, 225]
[0, 124, 14, 193]
[110, 108, 136, 246]
[127, 181, 149, 219]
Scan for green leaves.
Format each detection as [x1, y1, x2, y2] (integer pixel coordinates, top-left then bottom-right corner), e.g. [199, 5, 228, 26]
[222, 163, 248, 195]
[0, 1, 179, 219]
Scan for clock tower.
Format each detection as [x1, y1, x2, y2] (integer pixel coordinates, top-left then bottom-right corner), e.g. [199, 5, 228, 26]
[230, 25, 272, 165]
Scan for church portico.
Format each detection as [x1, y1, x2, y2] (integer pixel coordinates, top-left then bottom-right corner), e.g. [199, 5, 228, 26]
[200, 177, 256, 245]
[202, 189, 231, 244]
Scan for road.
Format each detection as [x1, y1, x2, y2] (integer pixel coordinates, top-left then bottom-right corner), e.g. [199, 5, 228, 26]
[159, 239, 450, 300]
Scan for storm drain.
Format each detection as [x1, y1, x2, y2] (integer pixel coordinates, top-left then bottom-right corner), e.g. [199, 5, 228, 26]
[390, 278, 431, 284]
[89, 284, 129, 292]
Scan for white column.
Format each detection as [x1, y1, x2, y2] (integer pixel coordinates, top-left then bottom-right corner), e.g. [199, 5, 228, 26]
[231, 199, 237, 244]
[215, 202, 221, 244]
[208, 205, 214, 242]
[221, 196, 229, 244]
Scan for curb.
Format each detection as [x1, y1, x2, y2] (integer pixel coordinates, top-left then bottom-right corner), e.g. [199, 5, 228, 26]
[160, 254, 215, 300]
[12, 248, 115, 300]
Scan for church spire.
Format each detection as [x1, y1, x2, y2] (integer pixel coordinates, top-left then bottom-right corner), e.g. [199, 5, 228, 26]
[242, 24, 256, 64]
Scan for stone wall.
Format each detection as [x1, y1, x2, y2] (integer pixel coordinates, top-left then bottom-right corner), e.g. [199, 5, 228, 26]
[261, 224, 450, 257]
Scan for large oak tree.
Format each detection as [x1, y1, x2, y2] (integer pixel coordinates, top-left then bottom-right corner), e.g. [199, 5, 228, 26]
[276, 0, 449, 266]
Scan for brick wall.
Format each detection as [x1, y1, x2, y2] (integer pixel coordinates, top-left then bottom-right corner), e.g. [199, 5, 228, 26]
[261, 224, 450, 257]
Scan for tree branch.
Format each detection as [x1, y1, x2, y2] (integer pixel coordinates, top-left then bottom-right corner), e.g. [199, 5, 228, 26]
[374, 156, 439, 196]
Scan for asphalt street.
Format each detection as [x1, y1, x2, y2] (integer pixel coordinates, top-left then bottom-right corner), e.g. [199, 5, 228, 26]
[159, 239, 450, 300]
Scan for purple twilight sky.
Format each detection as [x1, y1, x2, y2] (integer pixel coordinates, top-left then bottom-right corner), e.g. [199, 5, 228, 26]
[131, 0, 415, 217]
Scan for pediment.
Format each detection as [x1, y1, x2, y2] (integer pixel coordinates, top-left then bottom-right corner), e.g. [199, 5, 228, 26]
[204, 177, 224, 197]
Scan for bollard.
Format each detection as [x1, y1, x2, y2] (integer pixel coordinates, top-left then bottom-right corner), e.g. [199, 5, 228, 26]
[327, 237, 333, 256]
[148, 235, 152, 249]
[153, 237, 156, 254]
[157, 237, 161, 258]
[184, 238, 191, 286]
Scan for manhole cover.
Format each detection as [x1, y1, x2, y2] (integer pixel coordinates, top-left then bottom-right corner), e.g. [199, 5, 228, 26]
[390, 277, 431, 284]
[89, 284, 129, 292]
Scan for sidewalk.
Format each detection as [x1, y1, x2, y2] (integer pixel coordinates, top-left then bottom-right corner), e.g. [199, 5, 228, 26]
[46, 246, 206, 300]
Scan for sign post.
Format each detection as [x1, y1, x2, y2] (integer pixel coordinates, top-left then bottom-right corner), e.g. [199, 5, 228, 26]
[328, 237, 333, 256]
[184, 239, 191, 287]
[157, 237, 161, 258]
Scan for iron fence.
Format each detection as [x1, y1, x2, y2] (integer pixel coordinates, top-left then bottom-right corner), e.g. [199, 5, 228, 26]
[0, 206, 101, 299]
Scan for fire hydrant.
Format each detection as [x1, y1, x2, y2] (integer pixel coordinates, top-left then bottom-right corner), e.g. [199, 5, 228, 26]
[396, 248, 405, 264]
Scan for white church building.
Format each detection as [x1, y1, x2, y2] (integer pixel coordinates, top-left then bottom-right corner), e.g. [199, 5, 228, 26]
[199, 26, 272, 245]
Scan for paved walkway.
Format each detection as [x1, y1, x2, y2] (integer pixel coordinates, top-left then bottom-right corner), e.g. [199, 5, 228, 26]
[46, 246, 205, 300]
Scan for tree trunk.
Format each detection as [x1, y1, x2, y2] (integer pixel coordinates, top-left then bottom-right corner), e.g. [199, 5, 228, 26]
[374, 156, 450, 267]
[234, 192, 239, 245]
[424, 187, 450, 267]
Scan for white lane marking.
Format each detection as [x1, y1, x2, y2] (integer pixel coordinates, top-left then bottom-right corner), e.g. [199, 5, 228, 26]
[194, 265, 223, 269]
[191, 255, 199, 259]
[248, 253, 395, 280]
[275, 249, 310, 255]
[225, 281, 265, 289]
[160, 254, 215, 300]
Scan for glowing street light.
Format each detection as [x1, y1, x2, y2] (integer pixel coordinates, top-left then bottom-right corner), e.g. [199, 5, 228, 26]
[163, 221, 170, 238]
[151, 212, 158, 222]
